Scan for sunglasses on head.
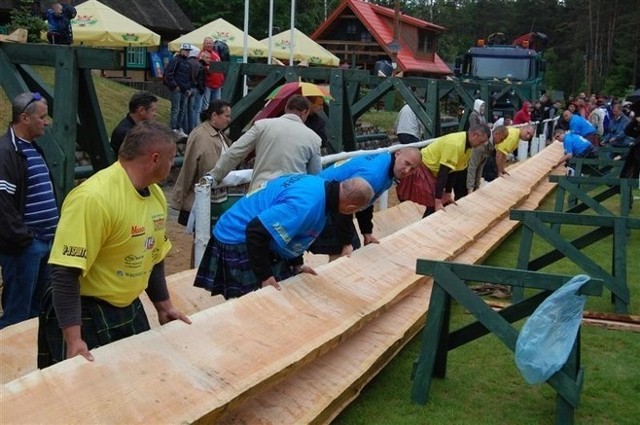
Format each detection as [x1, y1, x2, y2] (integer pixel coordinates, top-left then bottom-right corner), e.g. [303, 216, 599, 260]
[20, 92, 43, 115]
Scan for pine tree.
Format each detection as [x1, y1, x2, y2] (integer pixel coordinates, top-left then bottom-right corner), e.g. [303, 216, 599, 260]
[9, 0, 47, 44]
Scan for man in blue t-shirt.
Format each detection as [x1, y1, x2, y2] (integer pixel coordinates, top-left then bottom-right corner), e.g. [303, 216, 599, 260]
[562, 109, 598, 147]
[195, 174, 374, 299]
[554, 129, 597, 167]
[309, 147, 422, 260]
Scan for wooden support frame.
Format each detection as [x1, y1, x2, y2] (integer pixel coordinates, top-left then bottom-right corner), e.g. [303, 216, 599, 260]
[550, 176, 633, 218]
[511, 210, 640, 313]
[411, 261, 603, 425]
[0, 42, 120, 200]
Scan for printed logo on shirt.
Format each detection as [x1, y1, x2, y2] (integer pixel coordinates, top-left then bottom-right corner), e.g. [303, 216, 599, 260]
[153, 217, 165, 231]
[143, 236, 155, 250]
[332, 158, 353, 168]
[272, 222, 291, 244]
[62, 245, 87, 258]
[131, 225, 146, 237]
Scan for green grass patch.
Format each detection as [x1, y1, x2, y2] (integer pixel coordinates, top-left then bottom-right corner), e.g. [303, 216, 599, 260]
[335, 188, 640, 424]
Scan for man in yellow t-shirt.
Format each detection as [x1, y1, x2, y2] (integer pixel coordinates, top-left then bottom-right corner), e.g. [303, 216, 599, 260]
[467, 124, 535, 192]
[494, 124, 535, 177]
[396, 124, 490, 217]
[38, 121, 191, 368]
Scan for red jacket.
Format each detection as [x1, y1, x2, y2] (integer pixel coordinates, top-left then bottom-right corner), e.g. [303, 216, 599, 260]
[199, 49, 224, 89]
[513, 102, 532, 124]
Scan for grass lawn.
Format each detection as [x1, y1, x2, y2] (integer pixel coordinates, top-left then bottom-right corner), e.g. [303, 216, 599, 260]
[334, 190, 640, 424]
[0, 67, 171, 134]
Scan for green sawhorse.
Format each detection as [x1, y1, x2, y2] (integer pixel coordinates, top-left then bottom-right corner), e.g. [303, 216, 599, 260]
[551, 175, 633, 217]
[571, 146, 627, 178]
[512, 210, 640, 313]
[411, 261, 603, 424]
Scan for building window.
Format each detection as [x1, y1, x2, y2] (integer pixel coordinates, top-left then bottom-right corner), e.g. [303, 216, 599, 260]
[418, 31, 434, 53]
[360, 31, 371, 43]
[126, 47, 147, 69]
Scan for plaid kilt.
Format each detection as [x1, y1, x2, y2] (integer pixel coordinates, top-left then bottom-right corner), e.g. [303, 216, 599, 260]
[308, 212, 362, 255]
[395, 164, 437, 208]
[37, 285, 150, 369]
[194, 237, 294, 299]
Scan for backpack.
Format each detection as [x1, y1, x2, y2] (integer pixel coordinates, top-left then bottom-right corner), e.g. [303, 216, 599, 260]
[213, 40, 231, 62]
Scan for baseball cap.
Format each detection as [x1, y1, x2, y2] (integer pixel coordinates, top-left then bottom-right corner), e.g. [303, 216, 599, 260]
[180, 43, 192, 51]
[188, 46, 200, 58]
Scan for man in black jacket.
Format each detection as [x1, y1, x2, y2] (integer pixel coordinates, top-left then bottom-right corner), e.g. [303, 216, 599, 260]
[109, 91, 158, 156]
[164, 43, 193, 136]
[0, 92, 59, 329]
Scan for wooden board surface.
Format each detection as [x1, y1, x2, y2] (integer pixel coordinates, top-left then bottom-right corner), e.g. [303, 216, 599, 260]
[1, 144, 563, 423]
[216, 163, 562, 424]
[0, 203, 422, 385]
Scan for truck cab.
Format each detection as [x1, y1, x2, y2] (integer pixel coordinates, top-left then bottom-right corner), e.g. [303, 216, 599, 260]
[454, 34, 547, 119]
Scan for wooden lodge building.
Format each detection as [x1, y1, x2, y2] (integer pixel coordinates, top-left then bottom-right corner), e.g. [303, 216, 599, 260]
[311, 0, 451, 78]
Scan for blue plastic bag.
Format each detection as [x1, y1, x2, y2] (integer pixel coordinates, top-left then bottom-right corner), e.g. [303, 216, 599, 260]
[515, 274, 590, 384]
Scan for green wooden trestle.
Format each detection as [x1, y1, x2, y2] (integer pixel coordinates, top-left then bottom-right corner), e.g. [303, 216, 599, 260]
[411, 261, 603, 425]
[1, 41, 540, 200]
[511, 209, 640, 313]
[0, 43, 120, 203]
[550, 175, 633, 218]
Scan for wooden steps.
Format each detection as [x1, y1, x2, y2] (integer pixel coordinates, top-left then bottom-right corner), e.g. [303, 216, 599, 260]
[1, 143, 563, 423]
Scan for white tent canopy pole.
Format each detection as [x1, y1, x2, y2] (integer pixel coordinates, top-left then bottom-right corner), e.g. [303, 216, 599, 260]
[289, 0, 295, 64]
[268, 0, 274, 65]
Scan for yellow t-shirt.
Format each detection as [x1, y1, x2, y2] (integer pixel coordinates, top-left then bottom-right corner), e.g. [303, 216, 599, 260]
[49, 162, 171, 307]
[496, 127, 521, 155]
[421, 131, 472, 175]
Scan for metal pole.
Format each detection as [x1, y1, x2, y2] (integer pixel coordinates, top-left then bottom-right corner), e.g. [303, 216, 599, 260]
[289, 0, 295, 64]
[243, 0, 250, 96]
[268, 0, 274, 65]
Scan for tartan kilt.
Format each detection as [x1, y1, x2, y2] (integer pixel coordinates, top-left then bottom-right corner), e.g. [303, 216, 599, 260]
[395, 164, 437, 208]
[37, 285, 150, 369]
[194, 237, 294, 299]
[308, 212, 362, 255]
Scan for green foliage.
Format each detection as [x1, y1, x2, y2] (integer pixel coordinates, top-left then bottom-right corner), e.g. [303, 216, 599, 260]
[9, 0, 47, 44]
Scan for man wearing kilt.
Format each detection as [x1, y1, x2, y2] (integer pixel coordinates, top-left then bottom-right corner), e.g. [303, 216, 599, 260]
[194, 174, 374, 299]
[396, 124, 491, 218]
[309, 147, 422, 261]
[38, 122, 192, 368]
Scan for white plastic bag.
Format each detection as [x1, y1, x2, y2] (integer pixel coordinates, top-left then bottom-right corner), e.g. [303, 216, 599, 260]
[515, 274, 590, 384]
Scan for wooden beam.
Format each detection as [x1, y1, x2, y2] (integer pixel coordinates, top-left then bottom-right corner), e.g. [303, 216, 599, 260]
[0, 43, 121, 69]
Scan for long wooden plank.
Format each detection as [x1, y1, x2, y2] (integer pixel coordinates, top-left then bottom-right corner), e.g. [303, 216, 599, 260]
[0, 270, 224, 384]
[216, 164, 561, 424]
[0, 203, 422, 384]
[1, 144, 563, 423]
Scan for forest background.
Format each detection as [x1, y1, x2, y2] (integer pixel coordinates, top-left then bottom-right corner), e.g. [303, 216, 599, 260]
[175, 0, 640, 99]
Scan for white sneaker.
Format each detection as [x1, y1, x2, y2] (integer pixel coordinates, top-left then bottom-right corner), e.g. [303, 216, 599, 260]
[173, 128, 188, 138]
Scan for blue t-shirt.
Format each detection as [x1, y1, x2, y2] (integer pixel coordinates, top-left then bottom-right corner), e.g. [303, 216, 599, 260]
[569, 115, 596, 136]
[213, 174, 327, 259]
[320, 153, 393, 205]
[563, 133, 592, 156]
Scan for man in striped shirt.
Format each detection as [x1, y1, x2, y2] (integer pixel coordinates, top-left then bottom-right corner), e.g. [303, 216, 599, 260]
[0, 92, 59, 329]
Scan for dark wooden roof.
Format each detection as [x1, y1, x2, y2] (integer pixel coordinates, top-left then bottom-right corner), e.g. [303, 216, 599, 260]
[76, 0, 194, 34]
